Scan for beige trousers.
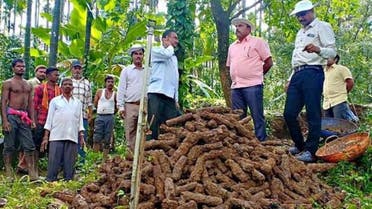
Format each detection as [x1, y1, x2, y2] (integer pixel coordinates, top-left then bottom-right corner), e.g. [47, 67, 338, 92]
[124, 103, 140, 150]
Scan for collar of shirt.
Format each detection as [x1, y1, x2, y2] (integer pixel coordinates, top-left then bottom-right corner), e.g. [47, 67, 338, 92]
[127, 64, 144, 71]
[326, 64, 336, 71]
[303, 18, 319, 30]
[235, 35, 252, 44]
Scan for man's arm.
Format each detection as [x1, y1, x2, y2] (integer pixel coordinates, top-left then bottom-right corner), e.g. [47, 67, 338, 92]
[86, 80, 93, 121]
[345, 78, 354, 93]
[27, 83, 35, 127]
[1, 81, 11, 131]
[33, 86, 42, 124]
[151, 46, 175, 62]
[93, 89, 102, 109]
[263, 57, 273, 75]
[117, 69, 127, 117]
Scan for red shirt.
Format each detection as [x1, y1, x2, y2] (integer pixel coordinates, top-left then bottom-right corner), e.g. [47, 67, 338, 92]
[34, 83, 61, 125]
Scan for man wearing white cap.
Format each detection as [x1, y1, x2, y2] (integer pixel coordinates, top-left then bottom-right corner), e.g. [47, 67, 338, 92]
[117, 44, 145, 151]
[284, 0, 336, 162]
[227, 18, 273, 141]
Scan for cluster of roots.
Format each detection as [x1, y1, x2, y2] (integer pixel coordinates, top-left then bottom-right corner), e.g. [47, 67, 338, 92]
[46, 107, 345, 209]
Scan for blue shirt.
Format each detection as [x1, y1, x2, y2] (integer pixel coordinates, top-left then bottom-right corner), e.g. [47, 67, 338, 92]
[148, 45, 179, 102]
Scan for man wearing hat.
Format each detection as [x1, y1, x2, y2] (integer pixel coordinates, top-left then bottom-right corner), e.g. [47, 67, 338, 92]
[284, 0, 336, 162]
[31, 67, 61, 175]
[70, 60, 93, 162]
[226, 18, 273, 141]
[117, 44, 145, 150]
[28, 65, 47, 94]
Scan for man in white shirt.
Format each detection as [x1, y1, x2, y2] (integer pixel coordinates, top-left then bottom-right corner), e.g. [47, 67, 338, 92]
[41, 78, 85, 181]
[147, 30, 181, 140]
[93, 75, 116, 158]
[283, 0, 336, 162]
[117, 44, 145, 151]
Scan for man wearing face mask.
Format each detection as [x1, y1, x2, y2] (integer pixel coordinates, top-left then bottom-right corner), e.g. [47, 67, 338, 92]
[147, 29, 181, 140]
[226, 18, 273, 142]
[284, 0, 336, 162]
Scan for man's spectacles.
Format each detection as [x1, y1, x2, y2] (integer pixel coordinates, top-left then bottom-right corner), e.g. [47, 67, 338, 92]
[296, 10, 309, 17]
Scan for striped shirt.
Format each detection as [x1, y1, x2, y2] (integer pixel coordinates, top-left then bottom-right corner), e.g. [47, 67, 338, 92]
[71, 78, 93, 119]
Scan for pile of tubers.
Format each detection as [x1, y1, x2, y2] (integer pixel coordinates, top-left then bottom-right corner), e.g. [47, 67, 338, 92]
[50, 107, 345, 209]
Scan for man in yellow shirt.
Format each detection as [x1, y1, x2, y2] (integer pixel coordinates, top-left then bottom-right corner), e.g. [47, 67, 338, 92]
[321, 54, 359, 140]
[323, 54, 358, 122]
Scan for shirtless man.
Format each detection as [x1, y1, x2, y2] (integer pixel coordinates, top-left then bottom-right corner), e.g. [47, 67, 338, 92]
[1, 58, 38, 180]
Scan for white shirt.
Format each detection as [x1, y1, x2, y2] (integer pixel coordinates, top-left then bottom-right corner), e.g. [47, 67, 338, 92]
[97, 89, 115, 114]
[117, 64, 144, 111]
[148, 45, 179, 102]
[44, 95, 84, 143]
[292, 18, 336, 68]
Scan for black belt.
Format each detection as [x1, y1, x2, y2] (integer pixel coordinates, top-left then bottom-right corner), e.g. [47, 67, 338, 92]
[126, 101, 140, 105]
[293, 65, 322, 73]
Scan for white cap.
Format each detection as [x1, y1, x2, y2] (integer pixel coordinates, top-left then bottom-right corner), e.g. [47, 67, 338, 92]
[128, 44, 144, 56]
[231, 18, 255, 31]
[290, 0, 315, 16]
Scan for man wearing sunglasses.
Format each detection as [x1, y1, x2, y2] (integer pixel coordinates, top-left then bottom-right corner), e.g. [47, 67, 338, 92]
[284, 0, 336, 162]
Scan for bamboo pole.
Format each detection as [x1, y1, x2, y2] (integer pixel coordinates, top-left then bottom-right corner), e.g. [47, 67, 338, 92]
[129, 20, 155, 209]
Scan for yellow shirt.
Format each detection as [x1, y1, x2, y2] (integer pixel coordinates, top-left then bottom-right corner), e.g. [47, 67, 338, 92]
[323, 64, 352, 109]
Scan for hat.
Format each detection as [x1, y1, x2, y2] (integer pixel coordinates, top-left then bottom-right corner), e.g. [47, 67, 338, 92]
[71, 60, 82, 68]
[290, 0, 316, 16]
[231, 18, 255, 31]
[128, 44, 145, 56]
[34, 65, 47, 72]
[46, 67, 59, 74]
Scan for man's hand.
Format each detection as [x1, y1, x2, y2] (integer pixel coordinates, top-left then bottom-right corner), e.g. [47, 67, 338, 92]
[303, 44, 320, 54]
[284, 81, 290, 92]
[40, 136, 48, 152]
[2, 121, 11, 132]
[79, 134, 86, 148]
[119, 110, 126, 119]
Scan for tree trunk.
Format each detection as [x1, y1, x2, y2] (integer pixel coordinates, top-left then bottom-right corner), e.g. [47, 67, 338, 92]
[210, 0, 232, 107]
[24, 0, 32, 79]
[48, 0, 62, 67]
[83, 1, 94, 77]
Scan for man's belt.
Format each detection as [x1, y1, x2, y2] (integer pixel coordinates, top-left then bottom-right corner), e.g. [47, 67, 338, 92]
[293, 65, 322, 73]
[126, 101, 140, 105]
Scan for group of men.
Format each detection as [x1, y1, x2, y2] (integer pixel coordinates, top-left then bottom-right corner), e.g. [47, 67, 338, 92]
[1, 0, 358, 183]
[1, 59, 92, 181]
[227, 0, 357, 162]
[0, 29, 180, 182]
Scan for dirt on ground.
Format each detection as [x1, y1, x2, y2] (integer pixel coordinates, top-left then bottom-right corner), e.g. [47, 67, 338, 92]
[44, 107, 346, 209]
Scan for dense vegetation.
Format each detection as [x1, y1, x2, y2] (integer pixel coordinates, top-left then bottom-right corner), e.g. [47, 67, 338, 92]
[0, 0, 371, 208]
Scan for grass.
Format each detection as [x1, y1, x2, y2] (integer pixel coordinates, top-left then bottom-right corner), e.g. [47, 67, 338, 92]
[0, 108, 370, 208]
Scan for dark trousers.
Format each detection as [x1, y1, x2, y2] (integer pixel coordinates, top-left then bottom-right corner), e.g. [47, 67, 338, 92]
[77, 118, 88, 163]
[148, 93, 180, 140]
[231, 84, 267, 141]
[284, 66, 324, 154]
[47, 140, 78, 181]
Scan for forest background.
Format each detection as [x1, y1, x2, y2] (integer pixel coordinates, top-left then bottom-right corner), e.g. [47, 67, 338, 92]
[0, 0, 370, 110]
[0, 0, 371, 208]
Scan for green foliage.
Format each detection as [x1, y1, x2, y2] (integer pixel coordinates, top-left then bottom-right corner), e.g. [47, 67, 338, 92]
[0, 149, 101, 208]
[322, 147, 372, 208]
[0, 34, 22, 80]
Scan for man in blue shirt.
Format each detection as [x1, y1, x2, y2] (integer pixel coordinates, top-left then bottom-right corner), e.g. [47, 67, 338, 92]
[147, 29, 181, 139]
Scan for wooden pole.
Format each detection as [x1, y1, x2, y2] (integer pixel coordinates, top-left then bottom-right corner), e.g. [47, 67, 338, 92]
[129, 20, 155, 209]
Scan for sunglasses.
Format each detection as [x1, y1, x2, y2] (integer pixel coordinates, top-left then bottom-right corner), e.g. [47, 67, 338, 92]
[296, 10, 309, 17]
